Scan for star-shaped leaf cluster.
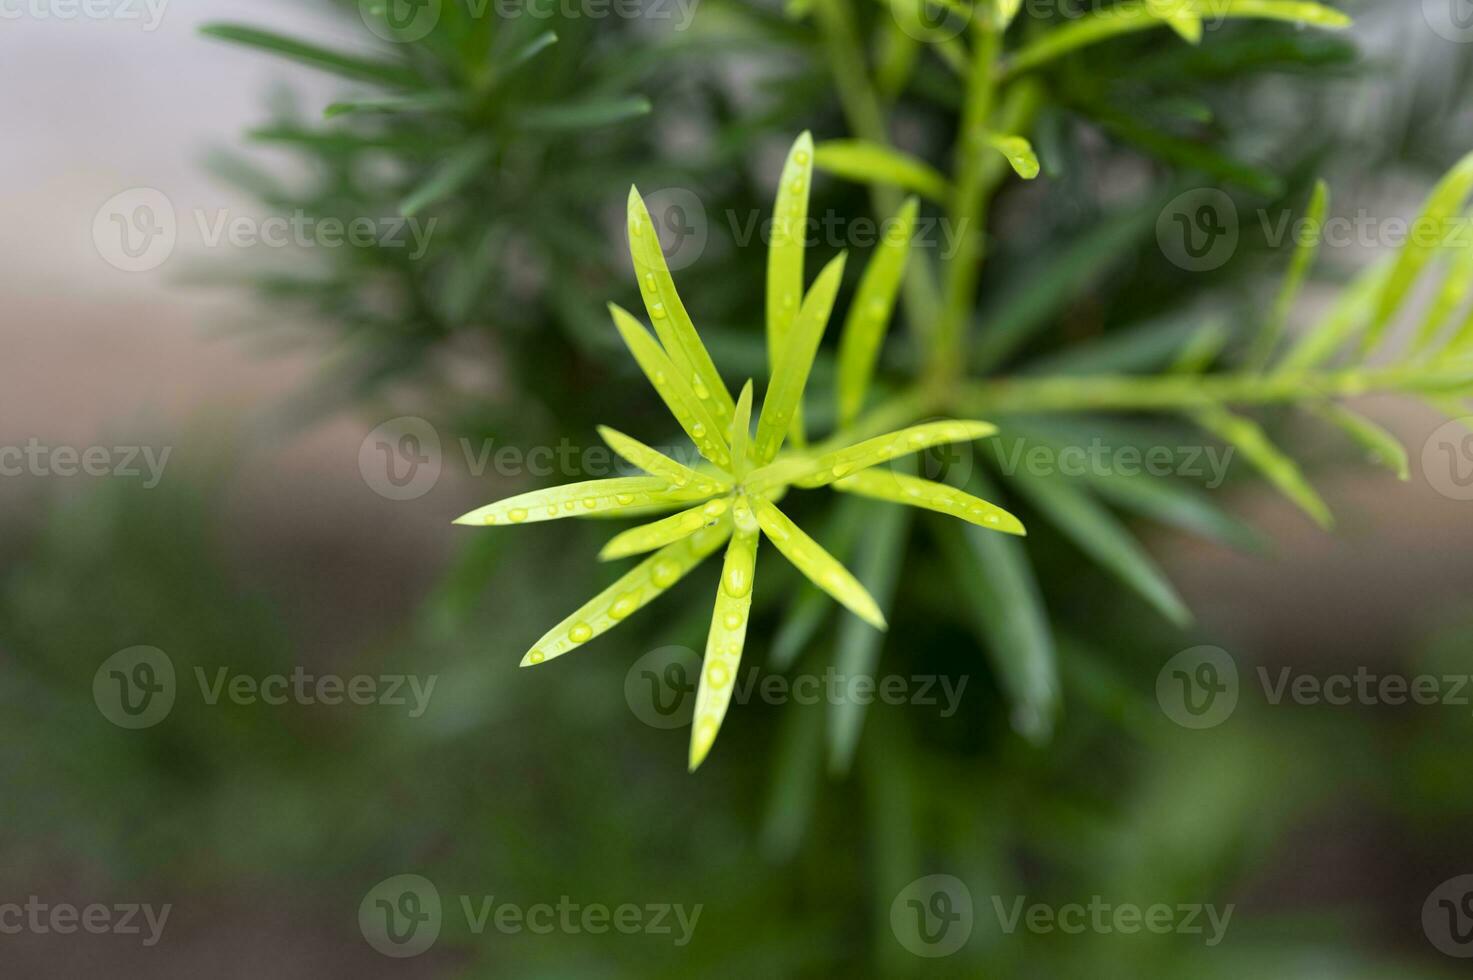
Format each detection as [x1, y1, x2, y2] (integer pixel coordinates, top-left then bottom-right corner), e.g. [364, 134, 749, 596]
[456, 133, 1023, 769]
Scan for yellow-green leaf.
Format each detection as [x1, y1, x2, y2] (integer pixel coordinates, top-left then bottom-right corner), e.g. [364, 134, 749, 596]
[521, 521, 732, 667]
[755, 253, 848, 463]
[836, 197, 918, 427]
[813, 141, 951, 204]
[1307, 402, 1409, 480]
[1365, 149, 1473, 355]
[689, 523, 759, 770]
[599, 498, 733, 561]
[1250, 178, 1328, 370]
[1277, 257, 1392, 372]
[768, 132, 814, 374]
[833, 469, 1026, 535]
[1194, 406, 1333, 528]
[597, 425, 728, 493]
[985, 133, 1040, 180]
[608, 303, 733, 469]
[454, 477, 713, 527]
[730, 380, 754, 479]
[752, 498, 886, 630]
[1003, 0, 1350, 78]
[790, 420, 997, 488]
[626, 188, 736, 424]
[1413, 214, 1473, 353]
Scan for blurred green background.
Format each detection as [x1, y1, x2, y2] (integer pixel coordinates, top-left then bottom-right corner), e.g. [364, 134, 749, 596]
[5, 0, 1473, 976]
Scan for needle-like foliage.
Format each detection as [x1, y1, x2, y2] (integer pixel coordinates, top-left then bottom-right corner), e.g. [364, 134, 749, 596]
[455, 134, 1024, 770]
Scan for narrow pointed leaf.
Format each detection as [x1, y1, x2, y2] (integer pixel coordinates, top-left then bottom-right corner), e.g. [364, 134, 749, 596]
[499, 30, 558, 79]
[1250, 179, 1328, 369]
[599, 498, 732, 561]
[1003, 1, 1350, 78]
[401, 140, 493, 217]
[200, 24, 420, 87]
[768, 133, 815, 445]
[1005, 472, 1192, 626]
[985, 133, 1040, 180]
[730, 381, 754, 479]
[597, 426, 727, 492]
[827, 501, 910, 775]
[521, 522, 732, 667]
[789, 420, 997, 489]
[813, 141, 951, 204]
[934, 475, 1058, 742]
[1364, 150, 1473, 354]
[1194, 406, 1333, 528]
[755, 254, 847, 463]
[516, 96, 651, 131]
[1277, 258, 1392, 371]
[833, 469, 1026, 535]
[627, 188, 735, 425]
[752, 498, 886, 629]
[1307, 402, 1409, 480]
[689, 524, 760, 770]
[759, 687, 825, 860]
[767, 132, 815, 366]
[768, 497, 865, 670]
[453, 476, 712, 527]
[608, 304, 732, 468]
[1162, 11, 1203, 43]
[1413, 223, 1473, 353]
[836, 197, 918, 427]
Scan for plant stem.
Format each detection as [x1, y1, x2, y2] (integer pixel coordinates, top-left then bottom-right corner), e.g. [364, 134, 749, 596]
[956, 365, 1473, 415]
[812, 0, 940, 340]
[928, 22, 1000, 386]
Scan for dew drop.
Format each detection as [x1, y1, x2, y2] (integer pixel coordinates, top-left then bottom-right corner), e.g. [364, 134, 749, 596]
[723, 610, 743, 630]
[569, 622, 594, 644]
[582, 497, 598, 510]
[616, 493, 635, 505]
[983, 514, 999, 525]
[563, 501, 577, 512]
[508, 508, 528, 523]
[789, 178, 804, 195]
[692, 375, 710, 400]
[546, 505, 558, 517]
[630, 220, 642, 237]
[652, 560, 680, 587]
[706, 661, 731, 688]
[484, 514, 497, 526]
[651, 302, 668, 320]
[831, 462, 852, 479]
[691, 422, 706, 438]
[527, 650, 545, 665]
[644, 273, 657, 293]
[723, 563, 752, 598]
[782, 293, 796, 312]
[610, 593, 638, 620]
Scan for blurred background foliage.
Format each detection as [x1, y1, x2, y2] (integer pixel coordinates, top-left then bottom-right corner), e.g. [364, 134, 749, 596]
[6, 0, 1473, 976]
